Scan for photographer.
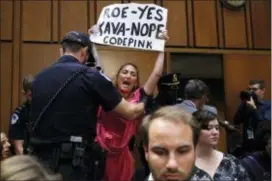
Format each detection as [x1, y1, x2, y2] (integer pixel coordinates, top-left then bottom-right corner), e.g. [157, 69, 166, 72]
[233, 80, 271, 153]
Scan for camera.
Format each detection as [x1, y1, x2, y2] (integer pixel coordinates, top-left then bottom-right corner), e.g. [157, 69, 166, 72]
[240, 90, 258, 104]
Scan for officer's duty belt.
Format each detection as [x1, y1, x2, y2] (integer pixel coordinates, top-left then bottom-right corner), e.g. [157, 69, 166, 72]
[30, 135, 92, 146]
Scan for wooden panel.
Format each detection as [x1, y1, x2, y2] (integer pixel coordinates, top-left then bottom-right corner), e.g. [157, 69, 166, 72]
[129, 0, 156, 3]
[0, 1, 13, 40]
[216, 0, 224, 48]
[60, 1, 88, 38]
[52, 0, 59, 41]
[187, 0, 194, 47]
[193, 1, 217, 47]
[88, 0, 96, 29]
[22, 1, 51, 41]
[223, 8, 247, 48]
[223, 54, 271, 121]
[163, 1, 187, 46]
[11, 1, 22, 113]
[251, 0, 271, 49]
[97, 49, 157, 86]
[21, 44, 59, 103]
[21, 43, 59, 85]
[0, 42, 12, 133]
[245, 1, 253, 49]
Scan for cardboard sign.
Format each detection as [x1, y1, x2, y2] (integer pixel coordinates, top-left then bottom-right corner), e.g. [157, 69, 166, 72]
[90, 3, 168, 51]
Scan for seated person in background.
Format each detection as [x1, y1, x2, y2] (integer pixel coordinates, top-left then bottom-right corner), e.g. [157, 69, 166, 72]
[193, 110, 251, 181]
[1, 155, 62, 181]
[134, 106, 212, 181]
[177, 79, 217, 115]
[1, 132, 11, 160]
[241, 120, 271, 181]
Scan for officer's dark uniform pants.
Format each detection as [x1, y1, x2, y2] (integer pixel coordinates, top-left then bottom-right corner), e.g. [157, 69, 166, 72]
[31, 142, 105, 181]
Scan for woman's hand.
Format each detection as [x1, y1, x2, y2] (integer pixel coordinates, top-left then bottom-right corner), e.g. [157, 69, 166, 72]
[158, 30, 169, 41]
[88, 24, 99, 36]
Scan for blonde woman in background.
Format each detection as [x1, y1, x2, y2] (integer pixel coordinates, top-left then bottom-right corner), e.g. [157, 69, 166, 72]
[1, 155, 62, 181]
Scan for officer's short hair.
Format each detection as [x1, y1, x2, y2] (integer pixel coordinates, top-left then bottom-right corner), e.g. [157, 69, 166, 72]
[61, 41, 85, 53]
[249, 80, 265, 89]
[140, 106, 200, 147]
[23, 75, 34, 92]
[1, 155, 62, 180]
[61, 31, 91, 53]
[184, 79, 209, 100]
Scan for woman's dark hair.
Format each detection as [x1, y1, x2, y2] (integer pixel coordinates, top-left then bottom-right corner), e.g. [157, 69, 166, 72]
[192, 110, 217, 129]
[115, 63, 140, 92]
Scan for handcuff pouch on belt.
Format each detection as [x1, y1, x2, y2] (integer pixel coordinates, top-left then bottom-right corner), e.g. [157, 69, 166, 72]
[72, 142, 85, 168]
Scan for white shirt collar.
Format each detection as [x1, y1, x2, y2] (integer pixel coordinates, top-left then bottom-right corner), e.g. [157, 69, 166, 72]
[147, 173, 154, 181]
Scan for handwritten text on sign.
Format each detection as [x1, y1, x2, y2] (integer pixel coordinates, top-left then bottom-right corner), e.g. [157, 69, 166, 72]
[90, 3, 168, 51]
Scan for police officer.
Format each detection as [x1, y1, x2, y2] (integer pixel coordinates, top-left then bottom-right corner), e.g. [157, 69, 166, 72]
[9, 75, 34, 155]
[145, 73, 183, 114]
[29, 31, 149, 180]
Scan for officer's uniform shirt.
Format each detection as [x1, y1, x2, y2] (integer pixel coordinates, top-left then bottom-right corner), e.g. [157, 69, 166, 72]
[30, 55, 122, 139]
[9, 101, 31, 140]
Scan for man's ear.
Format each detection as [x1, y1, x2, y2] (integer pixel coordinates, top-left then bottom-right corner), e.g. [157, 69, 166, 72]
[59, 48, 64, 56]
[80, 47, 88, 58]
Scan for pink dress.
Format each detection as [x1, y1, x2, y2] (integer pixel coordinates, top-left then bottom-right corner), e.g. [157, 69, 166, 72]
[96, 89, 141, 181]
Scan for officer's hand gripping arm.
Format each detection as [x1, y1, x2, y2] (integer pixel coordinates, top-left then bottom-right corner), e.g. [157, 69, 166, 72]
[113, 99, 145, 120]
[113, 89, 153, 120]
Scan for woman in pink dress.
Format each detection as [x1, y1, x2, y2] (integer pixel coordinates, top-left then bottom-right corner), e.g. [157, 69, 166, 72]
[89, 27, 169, 181]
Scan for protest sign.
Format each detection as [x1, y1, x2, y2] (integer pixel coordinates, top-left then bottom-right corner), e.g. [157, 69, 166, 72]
[90, 3, 168, 52]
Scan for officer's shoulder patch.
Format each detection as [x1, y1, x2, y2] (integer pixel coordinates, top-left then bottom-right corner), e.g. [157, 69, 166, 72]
[11, 113, 19, 125]
[99, 72, 111, 82]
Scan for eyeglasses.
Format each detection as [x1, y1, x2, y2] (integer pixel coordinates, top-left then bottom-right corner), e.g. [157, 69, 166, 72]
[248, 87, 259, 91]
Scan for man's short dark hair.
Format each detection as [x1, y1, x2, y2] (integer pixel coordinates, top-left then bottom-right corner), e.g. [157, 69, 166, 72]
[140, 106, 200, 147]
[62, 41, 85, 53]
[184, 79, 209, 100]
[23, 75, 34, 92]
[249, 80, 265, 89]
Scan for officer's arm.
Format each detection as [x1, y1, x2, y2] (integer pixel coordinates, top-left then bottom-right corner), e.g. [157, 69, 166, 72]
[112, 99, 145, 120]
[88, 71, 148, 120]
[9, 111, 25, 154]
[13, 140, 24, 154]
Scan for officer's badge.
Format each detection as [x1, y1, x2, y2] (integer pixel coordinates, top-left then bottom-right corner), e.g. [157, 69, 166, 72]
[172, 74, 178, 83]
[11, 113, 19, 125]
